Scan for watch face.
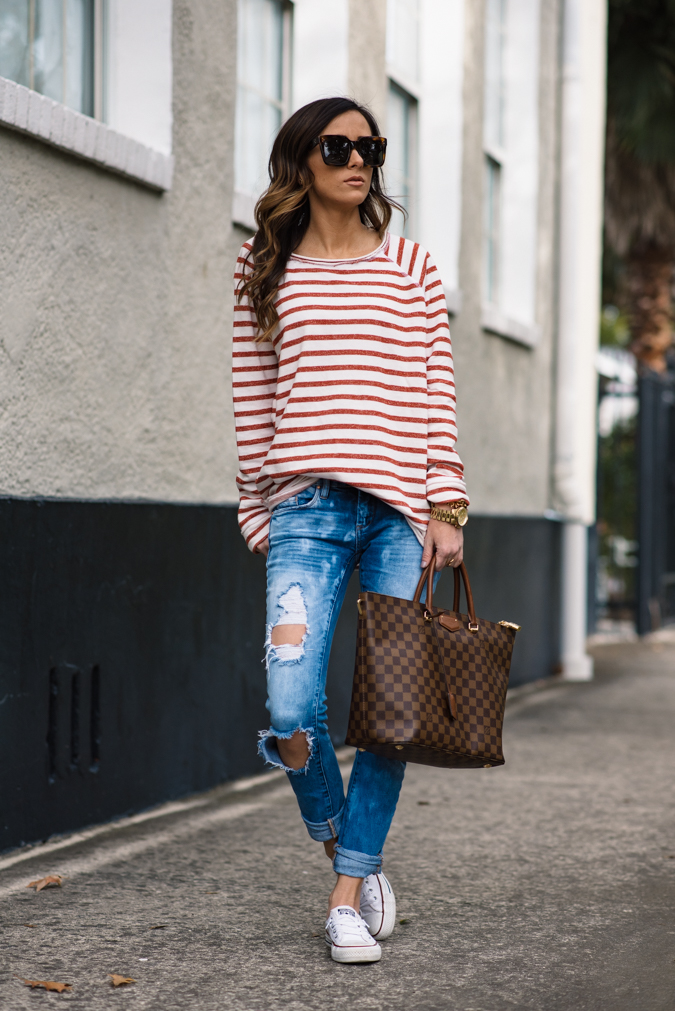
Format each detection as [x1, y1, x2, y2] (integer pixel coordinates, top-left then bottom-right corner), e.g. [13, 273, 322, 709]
[457, 506, 468, 526]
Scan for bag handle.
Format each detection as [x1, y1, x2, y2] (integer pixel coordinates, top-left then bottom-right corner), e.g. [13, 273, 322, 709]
[413, 557, 479, 632]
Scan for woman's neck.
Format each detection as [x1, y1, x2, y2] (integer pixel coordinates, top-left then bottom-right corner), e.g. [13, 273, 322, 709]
[294, 200, 382, 259]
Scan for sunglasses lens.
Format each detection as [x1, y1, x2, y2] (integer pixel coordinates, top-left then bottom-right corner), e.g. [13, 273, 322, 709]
[321, 137, 351, 165]
[357, 138, 386, 167]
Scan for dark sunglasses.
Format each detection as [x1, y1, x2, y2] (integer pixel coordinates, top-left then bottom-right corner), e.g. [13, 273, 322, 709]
[313, 134, 387, 168]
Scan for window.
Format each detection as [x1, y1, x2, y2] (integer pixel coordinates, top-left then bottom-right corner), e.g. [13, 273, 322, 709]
[483, 155, 501, 306]
[482, 0, 506, 307]
[386, 0, 418, 239]
[0, 0, 104, 118]
[481, 0, 541, 343]
[234, 0, 291, 224]
[386, 81, 416, 237]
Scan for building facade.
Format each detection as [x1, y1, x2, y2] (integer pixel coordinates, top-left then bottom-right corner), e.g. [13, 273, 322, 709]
[0, 0, 606, 850]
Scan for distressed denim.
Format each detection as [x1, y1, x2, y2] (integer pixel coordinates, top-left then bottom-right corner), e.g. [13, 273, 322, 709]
[260, 479, 435, 878]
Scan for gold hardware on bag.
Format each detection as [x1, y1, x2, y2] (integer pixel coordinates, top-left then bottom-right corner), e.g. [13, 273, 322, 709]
[468, 622, 479, 633]
[484, 764, 492, 768]
[498, 620, 521, 631]
[357, 597, 364, 615]
[395, 745, 404, 750]
[423, 609, 433, 623]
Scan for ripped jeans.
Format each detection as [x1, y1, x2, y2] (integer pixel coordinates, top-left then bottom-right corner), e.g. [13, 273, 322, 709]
[260, 479, 429, 879]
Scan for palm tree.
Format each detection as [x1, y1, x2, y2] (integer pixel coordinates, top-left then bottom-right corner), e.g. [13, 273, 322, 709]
[604, 0, 675, 373]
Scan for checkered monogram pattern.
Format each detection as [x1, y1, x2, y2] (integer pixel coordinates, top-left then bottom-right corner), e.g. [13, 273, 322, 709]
[345, 592, 516, 769]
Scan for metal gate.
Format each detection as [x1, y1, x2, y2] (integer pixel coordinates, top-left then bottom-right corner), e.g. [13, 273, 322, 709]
[637, 369, 675, 633]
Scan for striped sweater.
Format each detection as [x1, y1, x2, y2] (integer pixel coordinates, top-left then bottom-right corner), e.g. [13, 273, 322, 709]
[232, 232, 468, 553]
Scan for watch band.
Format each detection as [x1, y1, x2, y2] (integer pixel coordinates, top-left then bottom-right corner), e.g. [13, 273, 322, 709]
[429, 501, 469, 527]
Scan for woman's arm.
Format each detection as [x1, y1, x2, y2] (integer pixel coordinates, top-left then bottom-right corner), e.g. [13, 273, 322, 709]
[421, 251, 469, 570]
[233, 246, 278, 553]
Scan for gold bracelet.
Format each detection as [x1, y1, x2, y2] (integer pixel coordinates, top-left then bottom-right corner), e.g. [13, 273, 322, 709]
[429, 501, 469, 527]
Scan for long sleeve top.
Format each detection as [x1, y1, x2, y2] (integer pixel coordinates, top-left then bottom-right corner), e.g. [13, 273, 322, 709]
[232, 232, 468, 553]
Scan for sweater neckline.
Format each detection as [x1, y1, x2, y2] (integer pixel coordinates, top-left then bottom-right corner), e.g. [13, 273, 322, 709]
[290, 232, 390, 264]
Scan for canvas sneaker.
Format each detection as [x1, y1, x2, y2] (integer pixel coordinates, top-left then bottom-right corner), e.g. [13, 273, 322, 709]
[359, 872, 396, 940]
[325, 906, 382, 963]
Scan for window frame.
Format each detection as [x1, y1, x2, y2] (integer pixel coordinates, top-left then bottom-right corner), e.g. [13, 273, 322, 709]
[0, 0, 106, 119]
[385, 76, 418, 240]
[232, 0, 293, 232]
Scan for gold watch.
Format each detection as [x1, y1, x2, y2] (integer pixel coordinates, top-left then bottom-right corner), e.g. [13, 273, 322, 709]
[429, 501, 469, 527]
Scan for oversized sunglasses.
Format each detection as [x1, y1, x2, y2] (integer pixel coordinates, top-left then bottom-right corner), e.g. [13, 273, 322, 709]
[313, 134, 387, 168]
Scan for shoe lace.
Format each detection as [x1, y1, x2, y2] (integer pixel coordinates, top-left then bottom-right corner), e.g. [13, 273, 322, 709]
[329, 908, 372, 943]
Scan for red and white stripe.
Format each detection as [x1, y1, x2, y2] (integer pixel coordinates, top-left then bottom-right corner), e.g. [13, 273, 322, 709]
[233, 232, 468, 552]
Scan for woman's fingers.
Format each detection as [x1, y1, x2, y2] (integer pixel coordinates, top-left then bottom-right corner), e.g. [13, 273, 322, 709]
[257, 539, 270, 557]
[423, 520, 464, 570]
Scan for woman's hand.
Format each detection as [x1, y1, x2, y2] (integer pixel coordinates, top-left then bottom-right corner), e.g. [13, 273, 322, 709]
[422, 519, 463, 571]
[257, 539, 270, 557]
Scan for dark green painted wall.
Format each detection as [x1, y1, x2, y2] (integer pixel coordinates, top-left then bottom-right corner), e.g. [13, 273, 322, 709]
[0, 501, 560, 852]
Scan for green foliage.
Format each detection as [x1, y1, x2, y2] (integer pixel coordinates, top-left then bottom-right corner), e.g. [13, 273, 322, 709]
[597, 414, 638, 607]
[600, 306, 631, 347]
[607, 0, 675, 162]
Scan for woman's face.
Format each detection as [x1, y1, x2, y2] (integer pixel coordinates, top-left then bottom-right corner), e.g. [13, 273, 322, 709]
[305, 110, 374, 211]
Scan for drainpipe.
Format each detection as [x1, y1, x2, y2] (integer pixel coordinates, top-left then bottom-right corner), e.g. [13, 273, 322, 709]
[554, 0, 607, 680]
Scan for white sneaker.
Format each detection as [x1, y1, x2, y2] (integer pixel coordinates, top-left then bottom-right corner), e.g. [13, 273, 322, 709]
[359, 873, 396, 940]
[325, 906, 382, 963]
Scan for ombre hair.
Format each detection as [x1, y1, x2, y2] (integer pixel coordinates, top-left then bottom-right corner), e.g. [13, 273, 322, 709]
[237, 97, 403, 343]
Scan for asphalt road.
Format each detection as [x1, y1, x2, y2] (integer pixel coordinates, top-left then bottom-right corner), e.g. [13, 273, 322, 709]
[1, 636, 674, 1011]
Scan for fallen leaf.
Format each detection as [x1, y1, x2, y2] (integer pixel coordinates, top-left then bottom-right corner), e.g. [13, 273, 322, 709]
[109, 975, 136, 987]
[417, 800, 430, 805]
[203, 890, 220, 894]
[399, 918, 410, 924]
[149, 924, 167, 929]
[15, 975, 72, 992]
[23, 923, 36, 928]
[27, 874, 63, 891]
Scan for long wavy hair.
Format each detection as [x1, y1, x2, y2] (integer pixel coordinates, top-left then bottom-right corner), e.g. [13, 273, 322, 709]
[237, 97, 403, 343]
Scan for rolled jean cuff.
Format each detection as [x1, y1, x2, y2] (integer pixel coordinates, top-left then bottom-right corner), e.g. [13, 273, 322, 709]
[302, 804, 344, 842]
[332, 843, 382, 878]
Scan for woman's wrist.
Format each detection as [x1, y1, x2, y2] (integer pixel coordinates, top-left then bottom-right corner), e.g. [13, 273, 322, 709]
[428, 500, 469, 528]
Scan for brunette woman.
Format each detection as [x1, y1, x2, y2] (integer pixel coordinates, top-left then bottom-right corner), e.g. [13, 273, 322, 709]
[233, 97, 468, 963]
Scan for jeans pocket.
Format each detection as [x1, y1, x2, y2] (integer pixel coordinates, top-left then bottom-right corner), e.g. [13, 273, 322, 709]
[272, 482, 321, 513]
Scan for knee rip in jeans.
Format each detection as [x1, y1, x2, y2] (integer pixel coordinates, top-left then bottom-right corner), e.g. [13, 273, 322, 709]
[266, 583, 308, 663]
[258, 726, 315, 774]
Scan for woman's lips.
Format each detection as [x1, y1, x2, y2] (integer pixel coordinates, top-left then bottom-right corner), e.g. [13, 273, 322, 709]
[345, 176, 365, 184]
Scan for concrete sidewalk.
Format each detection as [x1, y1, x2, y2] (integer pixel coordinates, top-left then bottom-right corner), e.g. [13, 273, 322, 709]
[1, 638, 674, 1011]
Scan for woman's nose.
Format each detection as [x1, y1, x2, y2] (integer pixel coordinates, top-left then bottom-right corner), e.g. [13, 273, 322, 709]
[348, 149, 364, 169]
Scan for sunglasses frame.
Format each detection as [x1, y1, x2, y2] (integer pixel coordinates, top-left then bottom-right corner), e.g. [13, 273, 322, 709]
[313, 134, 388, 168]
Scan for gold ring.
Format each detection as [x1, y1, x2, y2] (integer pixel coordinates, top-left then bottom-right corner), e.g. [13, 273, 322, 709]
[446, 556, 455, 567]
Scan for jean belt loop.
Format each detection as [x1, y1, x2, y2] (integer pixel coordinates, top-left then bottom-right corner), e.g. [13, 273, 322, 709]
[320, 479, 331, 499]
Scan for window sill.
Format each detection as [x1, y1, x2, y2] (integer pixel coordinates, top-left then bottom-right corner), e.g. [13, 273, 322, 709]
[233, 191, 257, 232]
[481, 305, 540, 348]
[0, 76, 173, 192]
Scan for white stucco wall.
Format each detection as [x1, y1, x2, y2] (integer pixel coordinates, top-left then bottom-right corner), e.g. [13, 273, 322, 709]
[0, 0, 239, 503]
[0, 0, 599, 523]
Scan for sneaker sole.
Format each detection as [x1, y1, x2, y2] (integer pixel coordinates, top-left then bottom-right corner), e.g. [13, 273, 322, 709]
[364, 873, 396, 941]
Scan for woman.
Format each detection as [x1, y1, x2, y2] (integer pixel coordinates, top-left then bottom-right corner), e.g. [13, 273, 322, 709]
[233, 97, 468, 963]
